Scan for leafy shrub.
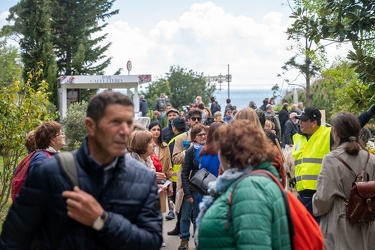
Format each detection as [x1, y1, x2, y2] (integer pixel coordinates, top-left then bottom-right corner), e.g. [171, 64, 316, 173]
[62, 101, 87, 150]
[0, 63, 57, 210]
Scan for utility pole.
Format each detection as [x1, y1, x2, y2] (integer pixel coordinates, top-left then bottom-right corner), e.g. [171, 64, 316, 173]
[218, 73, 222, 90]
[227, 64, 230, 99]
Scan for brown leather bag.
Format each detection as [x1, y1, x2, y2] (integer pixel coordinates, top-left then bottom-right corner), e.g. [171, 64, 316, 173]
[334, 151, 375, 224]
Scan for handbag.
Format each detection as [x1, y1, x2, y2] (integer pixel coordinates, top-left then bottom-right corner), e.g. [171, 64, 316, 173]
[189, 157, 216, 195]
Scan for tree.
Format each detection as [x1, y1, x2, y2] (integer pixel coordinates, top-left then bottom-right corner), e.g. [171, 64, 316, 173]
[281, 60, 366, 123]
[279, 0, 328, 106]
[51, 0, 118, 103]
[0, 63, 57, 211]
[0, 41, 22, 88]
[309, 0, 375, 108]
[3, 0, 119, 105]
[142, 66, 216, 111]
[61, 101, 88, 150]
[5, 0, 57, 105]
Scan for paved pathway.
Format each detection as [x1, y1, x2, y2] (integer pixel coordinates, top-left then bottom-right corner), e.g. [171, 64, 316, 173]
[161, 211, 195, 250]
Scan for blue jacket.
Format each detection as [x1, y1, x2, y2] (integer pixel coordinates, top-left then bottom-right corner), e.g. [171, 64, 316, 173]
[196, 148, 220, 177]
[29, 150, 53, 173]
[0, 137, 163, 250]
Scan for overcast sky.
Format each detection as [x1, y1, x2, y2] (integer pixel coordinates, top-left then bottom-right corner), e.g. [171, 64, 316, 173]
[0, 1, 348, 90]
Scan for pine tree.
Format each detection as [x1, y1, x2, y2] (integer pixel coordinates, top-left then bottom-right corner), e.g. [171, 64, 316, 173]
[7, 0, 57, 104]
[3, 0, 119, 105]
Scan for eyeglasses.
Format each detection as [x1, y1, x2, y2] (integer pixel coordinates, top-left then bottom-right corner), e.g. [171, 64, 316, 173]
[55, 132, 65, 137]
[196, 133, 207, 137]
[191, 117, 202, 122]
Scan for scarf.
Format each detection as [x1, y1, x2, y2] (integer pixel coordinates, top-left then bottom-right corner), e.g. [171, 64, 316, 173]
[193, 141, 205, 150]
[44, 146, 58, 153]
[194, 166, 252, 246]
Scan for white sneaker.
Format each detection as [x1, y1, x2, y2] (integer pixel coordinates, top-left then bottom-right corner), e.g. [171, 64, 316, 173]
[161, 242, 166, 247]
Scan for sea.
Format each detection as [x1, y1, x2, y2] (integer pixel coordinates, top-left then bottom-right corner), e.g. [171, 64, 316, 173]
[212, 88, 283, 111]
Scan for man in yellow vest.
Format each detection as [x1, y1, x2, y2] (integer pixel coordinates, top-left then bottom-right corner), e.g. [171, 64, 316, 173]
[292, 107, 331, 223]
[291, 104, 375, 223]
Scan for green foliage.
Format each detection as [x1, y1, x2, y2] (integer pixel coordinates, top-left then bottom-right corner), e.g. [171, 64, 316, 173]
[51, 0, 119, 75]
[0, 42, 22, 88]
[142, 66, 216, 111]
[0, 63, 57, 211]
[3, 0, 119, 107]
[6, 0, 58, 106]
[280, 0, 328, 106]
[307, 0, 375, 107]
[281, 60, 372, 124]
[61, 101, 88, 150]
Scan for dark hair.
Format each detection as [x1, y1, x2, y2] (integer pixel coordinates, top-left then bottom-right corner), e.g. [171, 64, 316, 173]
[35, 121, 62, 149]
[210, 96, 215, 103]
[263, 98, 269, 105]
[198, 103, 205, 110]
[256, 109, 266, 127]
[87, 90, 134, 123]
[226, 98, 231, 104]
[331, 112, 365, 155]
[128, 130, 153, 155]
[148, 121, 162, 146]
[200, 122, 224, 156]
[213, 119, 276, 169]
[190, 124, 207, 142]
[188, 109, 202, 118]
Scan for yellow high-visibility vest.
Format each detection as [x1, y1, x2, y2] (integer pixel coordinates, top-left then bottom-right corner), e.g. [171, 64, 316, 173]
[292, 126, 331, 192]
[168, 135, 181, 183]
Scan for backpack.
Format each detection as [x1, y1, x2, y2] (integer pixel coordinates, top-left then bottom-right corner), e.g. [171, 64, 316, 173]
[11, 151, 78, 200]
[217, 103, 221, 112]
[11, 150, 51, 200]
[157, 98, 167, 111]
[333, 151, 375, 224]
[227, 169, 323, 250]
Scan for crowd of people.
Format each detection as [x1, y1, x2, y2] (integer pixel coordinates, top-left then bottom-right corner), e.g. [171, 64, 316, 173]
[2, 90, 375, 250]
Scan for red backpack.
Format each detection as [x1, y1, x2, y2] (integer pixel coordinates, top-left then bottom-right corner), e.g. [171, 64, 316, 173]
[11, 150, 51, 200]
[227, 169, 324, 250]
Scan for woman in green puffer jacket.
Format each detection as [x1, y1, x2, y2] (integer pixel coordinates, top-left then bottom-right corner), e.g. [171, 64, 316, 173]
[196, 119, 292, 250]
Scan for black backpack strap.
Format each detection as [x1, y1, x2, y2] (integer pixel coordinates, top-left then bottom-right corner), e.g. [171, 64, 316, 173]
[56, 152, 78, 189]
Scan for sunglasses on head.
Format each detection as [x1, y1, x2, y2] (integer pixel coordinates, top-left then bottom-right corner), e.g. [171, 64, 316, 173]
[191, 117, 202, 122]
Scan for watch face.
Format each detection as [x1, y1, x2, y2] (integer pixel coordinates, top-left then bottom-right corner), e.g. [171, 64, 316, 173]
[93, 217, 104, 230]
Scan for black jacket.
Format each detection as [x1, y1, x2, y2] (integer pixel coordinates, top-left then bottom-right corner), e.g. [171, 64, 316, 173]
[278, 108, 289, 133]
[139, 99, 148, 116]
[283, 119, 300, 145]
[0, 137, 162, 250]
[162, 124, 174, 144]
[181, 146, 199, 199]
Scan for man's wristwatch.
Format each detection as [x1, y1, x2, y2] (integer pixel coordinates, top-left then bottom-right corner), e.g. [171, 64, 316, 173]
[92, 211, 108, 231]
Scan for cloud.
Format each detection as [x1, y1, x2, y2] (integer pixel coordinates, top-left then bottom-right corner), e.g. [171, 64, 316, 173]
[100, 2, 292, 88]
[0, 11, 9, 28]
[1, 3, 295, 89]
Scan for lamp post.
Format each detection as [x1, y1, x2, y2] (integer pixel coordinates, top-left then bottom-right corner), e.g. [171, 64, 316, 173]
[227, 64, 230, 99]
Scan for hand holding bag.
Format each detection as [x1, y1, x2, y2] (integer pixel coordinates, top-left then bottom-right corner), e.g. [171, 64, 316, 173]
[189, 157, 216, 195]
